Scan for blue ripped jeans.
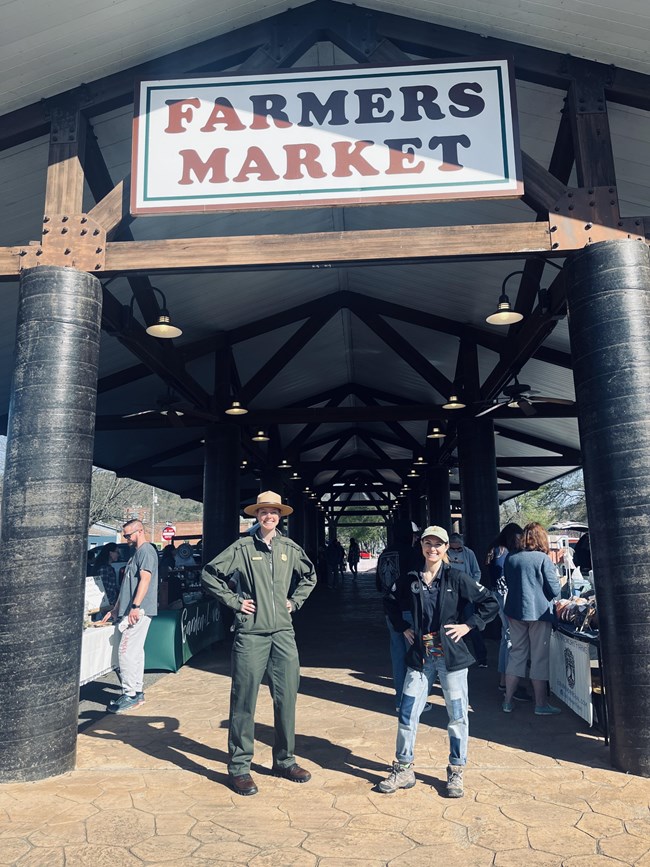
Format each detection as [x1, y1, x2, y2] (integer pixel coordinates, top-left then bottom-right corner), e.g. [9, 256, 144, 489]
[386, 611, 413, 704]
[396, 655, 469, 768]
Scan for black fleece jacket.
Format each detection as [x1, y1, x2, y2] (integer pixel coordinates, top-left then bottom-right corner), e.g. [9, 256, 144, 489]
[384, 563, 499, 673]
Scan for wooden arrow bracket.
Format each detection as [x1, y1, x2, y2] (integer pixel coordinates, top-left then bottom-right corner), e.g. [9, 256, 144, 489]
[21, 214, 106, 272]
[550, 187, 645, 249]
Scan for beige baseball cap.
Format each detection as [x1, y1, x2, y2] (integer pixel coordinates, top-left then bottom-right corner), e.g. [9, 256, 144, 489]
[420, 525, 449, 543]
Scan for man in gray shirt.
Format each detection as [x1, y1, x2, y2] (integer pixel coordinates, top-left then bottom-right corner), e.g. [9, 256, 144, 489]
[102, 518, 158, 713]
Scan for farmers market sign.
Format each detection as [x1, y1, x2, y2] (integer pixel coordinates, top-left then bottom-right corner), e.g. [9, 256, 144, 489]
[131, 59, 522, 214]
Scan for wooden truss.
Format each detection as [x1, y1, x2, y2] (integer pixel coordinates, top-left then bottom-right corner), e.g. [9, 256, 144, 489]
[1, 0, 647, 499]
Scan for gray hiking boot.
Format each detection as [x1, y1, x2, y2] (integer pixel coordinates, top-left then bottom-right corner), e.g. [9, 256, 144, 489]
[377, 761, 416, 794]
[446, 765, 464, 798]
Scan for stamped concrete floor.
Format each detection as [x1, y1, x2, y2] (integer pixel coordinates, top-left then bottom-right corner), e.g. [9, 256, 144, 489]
[2, 562, 650, 866]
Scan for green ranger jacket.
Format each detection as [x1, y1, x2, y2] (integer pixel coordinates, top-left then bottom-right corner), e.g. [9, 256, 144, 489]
[201, 532, 317, 634]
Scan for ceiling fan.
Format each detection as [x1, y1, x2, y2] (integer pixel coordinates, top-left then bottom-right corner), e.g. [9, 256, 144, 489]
[122, 389, 187, 426]
[475, 374, 574, 418]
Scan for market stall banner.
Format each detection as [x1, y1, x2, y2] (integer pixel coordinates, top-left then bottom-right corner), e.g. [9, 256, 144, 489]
[144, 599, 226, 672]
[132, 59, 522, 214]
[550, 630, 593, 726]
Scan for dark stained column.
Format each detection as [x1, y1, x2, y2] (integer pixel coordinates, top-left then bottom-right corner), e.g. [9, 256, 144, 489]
[407, 482, 425, 531]
[202, 423, 240, 564]
[426, 465, 451, 531]
[457, 418, 500, 573]
[566, 239, 650, 777]
[303, 501, 319, 566]
[288, 489, 305, 546]
[261, 468, 284, 494]
[0, 266, 102, 782]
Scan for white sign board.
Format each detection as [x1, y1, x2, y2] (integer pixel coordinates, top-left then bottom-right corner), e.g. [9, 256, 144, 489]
[550, 630, 593, 725]
[132, 59, 522, 214]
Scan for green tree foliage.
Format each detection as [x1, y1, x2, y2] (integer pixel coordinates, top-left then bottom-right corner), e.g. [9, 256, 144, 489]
[336, 510, 387, 553]
[89, 468, 202, 530]
[500, 469, 586, 528]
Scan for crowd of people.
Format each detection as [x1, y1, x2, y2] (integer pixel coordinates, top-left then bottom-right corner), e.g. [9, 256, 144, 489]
[92, 493, 579, 802]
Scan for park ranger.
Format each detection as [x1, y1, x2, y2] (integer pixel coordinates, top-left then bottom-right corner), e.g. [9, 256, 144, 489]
[202, 490, 317, 796]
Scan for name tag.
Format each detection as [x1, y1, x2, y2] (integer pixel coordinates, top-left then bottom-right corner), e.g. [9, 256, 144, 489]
[251, 555, 263, 561]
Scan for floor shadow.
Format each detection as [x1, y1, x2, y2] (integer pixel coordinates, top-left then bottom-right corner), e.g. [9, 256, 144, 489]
[83, 714, 241, 788]
[81, 566, 611, 779]
[250, 720, 391, 786]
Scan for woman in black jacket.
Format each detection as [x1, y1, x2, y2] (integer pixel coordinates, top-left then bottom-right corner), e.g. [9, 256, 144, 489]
[379, 525, 498, 799]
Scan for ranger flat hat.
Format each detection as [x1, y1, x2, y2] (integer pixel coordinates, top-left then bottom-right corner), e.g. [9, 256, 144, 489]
[244, 490, 293, 517]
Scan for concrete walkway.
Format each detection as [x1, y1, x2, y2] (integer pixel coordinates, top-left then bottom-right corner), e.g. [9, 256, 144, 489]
[2, 563, 650, 866]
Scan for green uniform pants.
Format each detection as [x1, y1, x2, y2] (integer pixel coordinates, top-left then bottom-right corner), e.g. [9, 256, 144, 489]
[228, 629, 300, 776]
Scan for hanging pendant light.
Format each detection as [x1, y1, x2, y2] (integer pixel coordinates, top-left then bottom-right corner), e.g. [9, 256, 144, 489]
[251, 430, 269, 442]
[442, 394, 466, 410]
[144, 287, 183, 338]
[486, 271, 525, 326]
[427, 426, 446, 439]
[225, 400, 248, 416]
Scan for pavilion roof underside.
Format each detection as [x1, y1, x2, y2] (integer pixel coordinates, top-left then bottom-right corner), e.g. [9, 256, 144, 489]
[1, 0, 649, 514]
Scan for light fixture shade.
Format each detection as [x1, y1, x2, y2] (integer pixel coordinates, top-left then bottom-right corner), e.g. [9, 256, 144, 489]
[145, 311, 183, 339]
[278, 459, 292, 469]
[427, 426, 446, 439]
[252, 430, 270, 442]
[442, 394, 466, 410]
[415, 456, 427, 465]
[225, 400, 248, 416]
[486, 293, 524, 326]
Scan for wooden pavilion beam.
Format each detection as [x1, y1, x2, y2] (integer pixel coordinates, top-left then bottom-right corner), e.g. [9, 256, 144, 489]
[43, 96, 87, 216]
[100, 287, 210, 408]
[94, 401, 576, 430]
[240, 297, 338, 404]
[283, 395, 347, 455]
[301, 455, 579, 471]
[480, 269, 567, 402]
[0, 223, 568, 281]
[355, 306, 453, 399]
[3, 0, 650, 160]
[0, 4, 327, 152]
[494, 424, 581, 462]
[496, 470, 542, 491]
[521, 152, 569, 216]
[91, 289, 571, 399]
[97, 223, 554, 275]
[567, 59, 618, 190]
[82, 118, 214, 412]
[117, 439, 205, 476]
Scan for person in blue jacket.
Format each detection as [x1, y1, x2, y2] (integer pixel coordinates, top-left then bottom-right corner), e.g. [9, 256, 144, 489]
[378, 525, 498, 799]
[502, 521, 562, 716]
